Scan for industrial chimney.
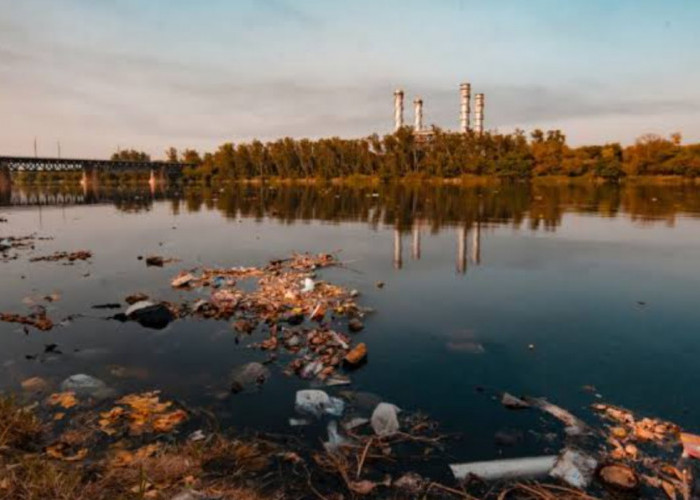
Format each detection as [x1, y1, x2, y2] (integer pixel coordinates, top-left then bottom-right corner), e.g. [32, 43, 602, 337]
[414, 98, 423, 132]
[475, 93, 485, 135]
[394, 89, 404, 132]
[459, 83, 471, 133]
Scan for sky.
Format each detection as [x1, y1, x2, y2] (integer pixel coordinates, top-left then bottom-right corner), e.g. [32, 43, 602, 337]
[1, 0, 699, 158]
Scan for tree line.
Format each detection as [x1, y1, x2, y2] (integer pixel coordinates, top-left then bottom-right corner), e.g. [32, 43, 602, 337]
[120, 128, 700, 181]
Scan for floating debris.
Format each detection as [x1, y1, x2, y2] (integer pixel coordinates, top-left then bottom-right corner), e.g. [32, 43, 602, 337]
[295, 389, 345, 418]
[0, 308, 54, 331]
[60, 374, 113, 399]
[145, 255, 178, 267]
[450, 456, 558, 481]
[30, 250, 92, 263]
[501, 392, 530, 410]
[370, 402, 400, 437]
[230, 362, 270, 393]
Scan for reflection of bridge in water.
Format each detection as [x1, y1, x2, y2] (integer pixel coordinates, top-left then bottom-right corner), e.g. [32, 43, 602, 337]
[0, 156, 188, 191]
[393, 221, 481, 275]
[0, 184, 175, 210]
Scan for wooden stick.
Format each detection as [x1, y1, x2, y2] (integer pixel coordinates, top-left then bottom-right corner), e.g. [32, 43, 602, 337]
[356, 437, 373, 479]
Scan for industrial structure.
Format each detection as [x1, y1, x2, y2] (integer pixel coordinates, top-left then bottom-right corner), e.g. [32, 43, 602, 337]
[393, 82, 485, 137]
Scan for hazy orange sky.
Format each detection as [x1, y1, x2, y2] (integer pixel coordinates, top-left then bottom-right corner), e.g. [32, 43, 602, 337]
[1, 0, 699, 158]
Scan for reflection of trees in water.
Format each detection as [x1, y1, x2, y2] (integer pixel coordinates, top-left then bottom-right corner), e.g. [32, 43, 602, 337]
[176, 182, 700, 231]
[5, 182, 700, 230]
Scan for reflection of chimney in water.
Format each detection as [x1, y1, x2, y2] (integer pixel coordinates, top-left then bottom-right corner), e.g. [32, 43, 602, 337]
[394, 89, 404, 132]
[459, 83, 471, 133]
[471, 221, 481, 264]
[456, 226, 467, 274]
[411, 224, 421, 260]
[394, 228, 403, 269]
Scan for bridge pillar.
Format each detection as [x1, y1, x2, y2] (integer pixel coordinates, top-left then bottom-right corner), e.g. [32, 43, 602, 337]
[0, 164, 11, 191]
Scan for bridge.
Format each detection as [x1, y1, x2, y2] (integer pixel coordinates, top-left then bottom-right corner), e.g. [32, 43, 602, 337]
[0, 155, 192, 189]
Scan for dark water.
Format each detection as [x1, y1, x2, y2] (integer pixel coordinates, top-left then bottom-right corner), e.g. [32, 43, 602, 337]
[2, 181, 700, 477]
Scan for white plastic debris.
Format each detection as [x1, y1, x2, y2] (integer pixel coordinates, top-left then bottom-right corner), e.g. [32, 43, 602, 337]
[370, 402, 400, 437]
[125, 300, 155, 317]
[295, 389, 345, 418]
[188, 430, 206, 442]
[324, 420, 352, 452]
[300, 360, 324, 379]
[171, 273, 195, 288]
[60, 373, 114, 398]
[450, 456, 558, 481]
[549, 448, 598, 489]
[301, 277, 315, 293]
[525, 397, 589, 435]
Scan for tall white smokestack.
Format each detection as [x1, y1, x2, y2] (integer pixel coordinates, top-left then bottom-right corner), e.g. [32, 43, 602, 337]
[459, 83, 471, 133]
[394, 89, 404, 132]
[475, 93, 485, 134]
[414, 98, 423, 132]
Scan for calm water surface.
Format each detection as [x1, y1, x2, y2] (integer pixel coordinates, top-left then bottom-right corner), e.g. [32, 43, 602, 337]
[2, 182, 700, 477]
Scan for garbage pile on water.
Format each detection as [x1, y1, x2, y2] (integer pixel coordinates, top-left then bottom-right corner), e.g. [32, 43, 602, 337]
[440, 393, 700, 499]
[124, 253, 369, 383]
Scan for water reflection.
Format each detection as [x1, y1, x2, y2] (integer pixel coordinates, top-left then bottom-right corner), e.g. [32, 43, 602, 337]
[4, 181, 700, 228]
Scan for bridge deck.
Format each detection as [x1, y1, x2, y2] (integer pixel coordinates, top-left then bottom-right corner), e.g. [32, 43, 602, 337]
[0, 156, 191, 172]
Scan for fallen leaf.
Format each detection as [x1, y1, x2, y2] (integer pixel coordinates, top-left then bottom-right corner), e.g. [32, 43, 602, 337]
[46, 391, 78, 409]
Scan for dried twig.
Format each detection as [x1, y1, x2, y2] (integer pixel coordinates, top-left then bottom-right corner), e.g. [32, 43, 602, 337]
[355, 437, 373, 479]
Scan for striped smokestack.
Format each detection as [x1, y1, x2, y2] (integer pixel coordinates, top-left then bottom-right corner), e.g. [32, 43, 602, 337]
[394, 89, 404, 132]
[414, 98, 423, 132]
[459, 83, 471, 133]
[475, 93, 485, 135]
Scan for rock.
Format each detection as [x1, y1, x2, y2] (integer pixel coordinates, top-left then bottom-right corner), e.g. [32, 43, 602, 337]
[501, 392, 530, 410]
[21, 376, 49, 392]
[60, 374, 114, 399]
[229, 362, 270, 393]
[549, 449, 598, 489]
[348, 318, 364, 332]
[339, 391, 383, 412]
[344, 342, 367, 367]
[295, 389, 345, 418]
[126, 301, 174, 330]
[371, 402, 400, 437]
[598, 463, 638, 491]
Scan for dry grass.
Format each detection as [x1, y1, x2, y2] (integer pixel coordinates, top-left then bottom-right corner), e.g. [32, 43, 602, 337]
[0, 395, 272, 500]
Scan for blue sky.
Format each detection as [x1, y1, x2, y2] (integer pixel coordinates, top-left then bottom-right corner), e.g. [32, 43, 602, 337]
[1, 0, 699, 157]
